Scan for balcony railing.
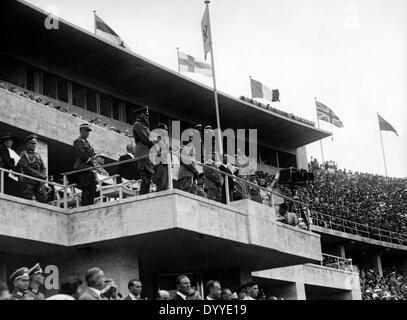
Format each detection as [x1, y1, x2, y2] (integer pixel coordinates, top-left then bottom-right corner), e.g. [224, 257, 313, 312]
[1, 149, 406, 248]
[310, 210, 407, 246]
[320, 253, 355, 272]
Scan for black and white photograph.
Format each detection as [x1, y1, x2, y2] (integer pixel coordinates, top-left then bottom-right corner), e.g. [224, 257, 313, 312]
[0, 0, 406, 309]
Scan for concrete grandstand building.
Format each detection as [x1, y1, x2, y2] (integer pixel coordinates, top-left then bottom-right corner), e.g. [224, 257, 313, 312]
[1, 0, 405, 300]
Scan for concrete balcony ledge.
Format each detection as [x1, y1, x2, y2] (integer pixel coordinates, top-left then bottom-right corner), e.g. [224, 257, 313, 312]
[0, 88, 132, 160]
[1, 190, 321, 270]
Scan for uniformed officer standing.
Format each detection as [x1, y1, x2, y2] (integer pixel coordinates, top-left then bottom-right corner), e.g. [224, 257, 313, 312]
[179, 135, 199, 193]
[133, 106, 155, 195]
[26, 263, 45, 300]
[152, 123, 169, 192]
[18, 134, 47, 202]
[8, 267, 34, 300]
[73, 124, 97, 206]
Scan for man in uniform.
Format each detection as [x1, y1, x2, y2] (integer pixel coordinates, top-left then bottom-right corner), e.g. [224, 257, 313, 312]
[179, 135, 199, 193]
[132, 106, 155, 195]
[26, 263, 45, 300]
[73, 123, 97, 206]
[152, 123, 169, 192]
[8, 267, 33, 300]
[18, 134, 47, 202]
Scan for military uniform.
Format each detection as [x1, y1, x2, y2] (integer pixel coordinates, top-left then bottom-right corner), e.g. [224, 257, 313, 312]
[26, 287, 45, 300]
[26, 263, 45, 300]
[8, 267, 33, 300]
[133, 107, 155, 195]
[179, 140, 199, 193]
[73, 124, 96, 206]
[18, 134, 47, 203]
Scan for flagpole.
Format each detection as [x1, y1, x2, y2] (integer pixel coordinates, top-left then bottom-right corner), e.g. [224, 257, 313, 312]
[176, 47, 181, 74]
[205, 0, 223, 157]
[93, 10, 96, 34]
[249, 75, 252, 98]
[315, 97, 325, 163]
[377, 112, 388, 177]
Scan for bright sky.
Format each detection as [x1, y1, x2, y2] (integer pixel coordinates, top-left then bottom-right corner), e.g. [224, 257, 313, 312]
[26, 0, 407, 177]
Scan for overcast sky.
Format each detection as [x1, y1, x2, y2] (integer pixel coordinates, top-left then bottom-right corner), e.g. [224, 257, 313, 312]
[26, 0, 407, 177]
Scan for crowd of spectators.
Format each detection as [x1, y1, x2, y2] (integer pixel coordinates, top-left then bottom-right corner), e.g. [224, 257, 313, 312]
[239, 96, 316, 127]
[297, 158, 407, 236]
[360, 267, 407, 300]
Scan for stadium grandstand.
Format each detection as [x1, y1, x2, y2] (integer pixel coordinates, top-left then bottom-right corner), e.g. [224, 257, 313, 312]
[0, 0, 406, 301]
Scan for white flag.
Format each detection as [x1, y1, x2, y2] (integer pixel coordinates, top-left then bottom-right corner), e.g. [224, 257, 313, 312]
[178, 52, 213, 77]
[201, 6, 212, 61]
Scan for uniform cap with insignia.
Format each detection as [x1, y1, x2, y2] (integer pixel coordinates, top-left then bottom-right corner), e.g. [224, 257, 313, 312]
[133, 106, 149, 116]
[10, 267, 30, 282]
[79, 123, 92, 132]
[204, 125, 213, 130]
[195, 124, 203, 130]
[24, 134, 38, 143]
[28, 263, 44, 278]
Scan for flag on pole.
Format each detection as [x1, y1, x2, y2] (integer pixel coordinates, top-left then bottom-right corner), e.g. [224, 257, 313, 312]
[178, 51, 213, 77]
[315, 100, 344, 128]
[378, 114, 398, 136]
[250, 78, 280, 102]
[94, 13, 131, 50]
[201, 6, 212, 61]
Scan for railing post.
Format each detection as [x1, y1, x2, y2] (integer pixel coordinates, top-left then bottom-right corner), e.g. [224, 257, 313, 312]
[354, 222, 358, 235]
[378, 228, 381, 241]
[224, 174, 230, 205]
[63, 175, 68, 209]
[167, 151, 173, 190]
[0, 170, 4, 194]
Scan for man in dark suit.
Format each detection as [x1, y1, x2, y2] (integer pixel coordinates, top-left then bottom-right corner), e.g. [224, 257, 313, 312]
[172, 275, 191, 300]
[79, 268, 106, 300]
[118, 144, 139, 182]
[73, 124, 97, 206]
[123, 279, 143, 300]
[133, 106, 155, 195]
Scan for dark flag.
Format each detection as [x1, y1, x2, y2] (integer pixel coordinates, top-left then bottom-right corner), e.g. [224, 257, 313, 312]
[378, 114, 398, 136]
[272, 89, 280, 102]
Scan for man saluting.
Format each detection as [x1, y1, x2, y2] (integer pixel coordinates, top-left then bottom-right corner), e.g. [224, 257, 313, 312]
[73, 123, 97, 206]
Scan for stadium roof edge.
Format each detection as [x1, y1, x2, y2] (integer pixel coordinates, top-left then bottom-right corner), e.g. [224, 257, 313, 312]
[3, 0, 332, 149]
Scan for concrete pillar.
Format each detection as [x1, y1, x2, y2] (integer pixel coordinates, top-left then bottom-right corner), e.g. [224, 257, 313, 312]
[296, 146, 308, 170]
[277, 282, 306, 300]
[366, 252, 383, 277]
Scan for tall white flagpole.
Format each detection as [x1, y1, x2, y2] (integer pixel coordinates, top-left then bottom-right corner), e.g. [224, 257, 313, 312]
[93, 10, 97, 34]
[203, 1, 230, 204]
[315, 97, 325, 163]
[377, 112, 388, 177]
[204, 0, 223, 157]
[176, 47, 181, 74]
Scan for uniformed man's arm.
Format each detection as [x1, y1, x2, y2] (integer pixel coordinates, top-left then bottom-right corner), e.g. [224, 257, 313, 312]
[38, 154, 47, 177]
[133, 124, 154, 148]
[73, 139, 94, 166]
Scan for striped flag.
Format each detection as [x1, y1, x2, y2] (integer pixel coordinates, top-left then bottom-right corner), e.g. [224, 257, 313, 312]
[250, 78, 280, 102]
[178, 51, 213, 77]
[201, 6, 212, 61]
[315, 100, 344, 128]
[378, 114, 398, 136]
[94, 13, 131, 50]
